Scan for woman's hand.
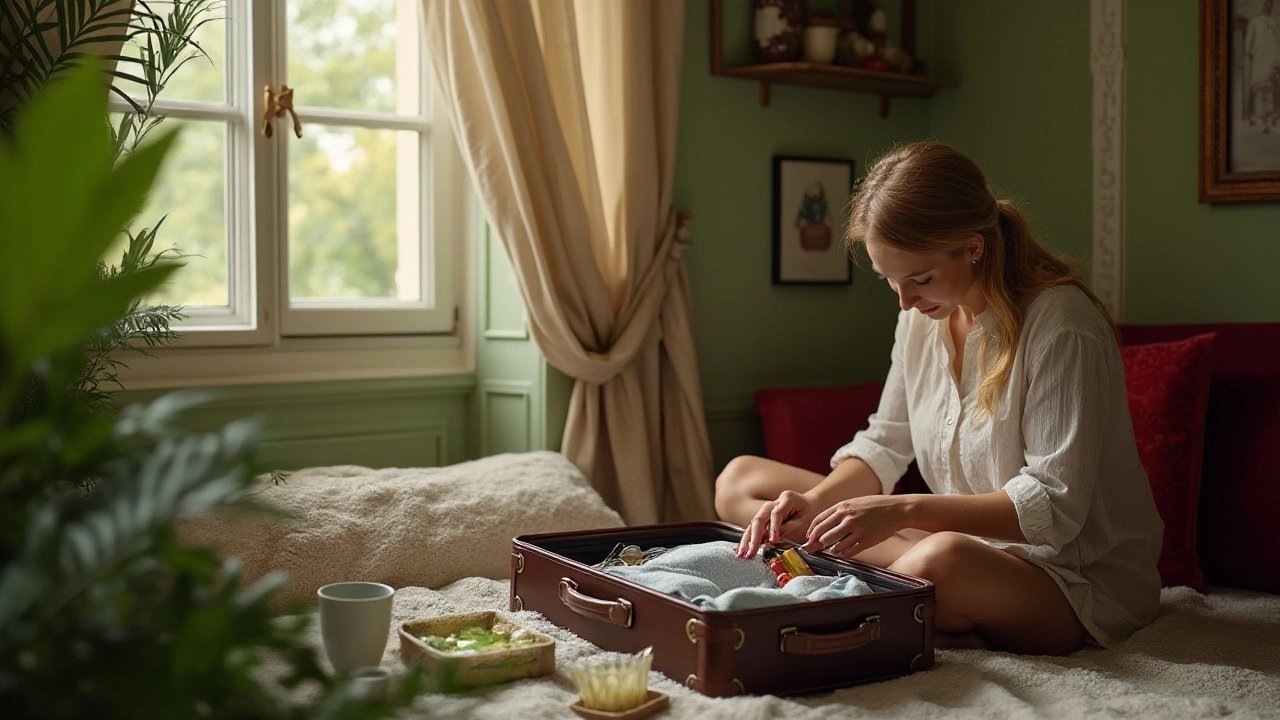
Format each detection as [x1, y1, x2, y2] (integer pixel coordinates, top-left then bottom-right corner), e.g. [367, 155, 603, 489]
[802, 495, 907, 559]
[736, 490, 816, 559]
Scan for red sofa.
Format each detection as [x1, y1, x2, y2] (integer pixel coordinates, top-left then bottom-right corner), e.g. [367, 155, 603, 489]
[754, 323, 1280, 595]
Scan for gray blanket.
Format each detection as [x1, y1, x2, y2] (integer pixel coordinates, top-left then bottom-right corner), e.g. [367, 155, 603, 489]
[603, 541, 875, 610]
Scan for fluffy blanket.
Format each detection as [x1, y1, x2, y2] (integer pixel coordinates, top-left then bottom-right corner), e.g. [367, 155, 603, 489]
[179, 452, 625, 607]
[187, 451, 1279, 717]
[290, 579, 1280, 720]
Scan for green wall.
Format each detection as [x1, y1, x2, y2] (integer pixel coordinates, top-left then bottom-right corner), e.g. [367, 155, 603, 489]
[119, 1, 1280, 478]
[1126, 0, 1280, 323]
[117, 376, 474, 473]
[927, 0, 1280, 323]
[681, 0, 1280, 471]
[676, 0, 932, 467]
[927, 2, 1093, 270]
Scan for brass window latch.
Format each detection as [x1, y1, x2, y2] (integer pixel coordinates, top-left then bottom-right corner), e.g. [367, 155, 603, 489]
[262, 85, 303, 139]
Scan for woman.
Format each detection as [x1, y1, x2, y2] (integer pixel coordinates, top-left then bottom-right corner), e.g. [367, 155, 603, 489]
[715, 142, 1163, 655]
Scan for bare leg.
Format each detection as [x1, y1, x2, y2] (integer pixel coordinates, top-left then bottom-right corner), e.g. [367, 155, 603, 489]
[715, 456, 929, 567]
[714, 455, 824, 527]
[849, 528, 931, 567]
[889, 532, 1088, 655]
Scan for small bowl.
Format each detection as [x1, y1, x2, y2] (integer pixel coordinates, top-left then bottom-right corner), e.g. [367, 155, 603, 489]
[399, 610, 555, 690]
[571, 690, 670, 720]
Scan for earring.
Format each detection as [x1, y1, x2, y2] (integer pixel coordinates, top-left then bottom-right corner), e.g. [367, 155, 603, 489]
[971, 255, 979, 264]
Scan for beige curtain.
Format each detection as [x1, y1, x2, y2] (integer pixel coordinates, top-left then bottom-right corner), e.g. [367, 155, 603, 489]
[424, 0, 716, 525]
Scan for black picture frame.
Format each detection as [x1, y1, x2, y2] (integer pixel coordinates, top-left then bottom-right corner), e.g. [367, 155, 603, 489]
[771, 155, 855, 285]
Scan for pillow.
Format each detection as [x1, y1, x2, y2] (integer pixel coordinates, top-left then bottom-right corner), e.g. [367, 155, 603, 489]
[1121, 333, 1216, 591]
[754, 384, 929, 494]
[755, 384, 885, 476]
[178, 451, 625, 608]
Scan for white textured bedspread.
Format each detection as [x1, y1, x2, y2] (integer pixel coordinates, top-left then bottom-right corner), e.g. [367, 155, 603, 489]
[187, 451, 1278, 717]
[296, 578, 1280, 720]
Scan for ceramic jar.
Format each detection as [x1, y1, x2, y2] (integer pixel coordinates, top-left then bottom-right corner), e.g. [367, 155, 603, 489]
[754, 0, 806, 63]
[803, 23, 839, 64]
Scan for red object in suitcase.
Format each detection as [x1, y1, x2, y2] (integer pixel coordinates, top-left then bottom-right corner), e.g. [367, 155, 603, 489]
[510, 521, 935, 698]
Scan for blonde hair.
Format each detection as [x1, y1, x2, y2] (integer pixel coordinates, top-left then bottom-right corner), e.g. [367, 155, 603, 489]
[846, 142, 1116, 414]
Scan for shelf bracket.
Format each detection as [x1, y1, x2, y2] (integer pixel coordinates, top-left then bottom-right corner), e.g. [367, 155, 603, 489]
[759, 82, 771, 107]
[879, 95, 890, 118]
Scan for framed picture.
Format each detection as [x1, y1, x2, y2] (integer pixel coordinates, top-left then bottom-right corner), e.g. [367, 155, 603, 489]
[1200, 0, 1280, 203]
[772, 155, 854, 284]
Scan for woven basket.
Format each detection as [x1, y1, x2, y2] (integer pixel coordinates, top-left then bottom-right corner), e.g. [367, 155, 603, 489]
[399, 611, 555, 690]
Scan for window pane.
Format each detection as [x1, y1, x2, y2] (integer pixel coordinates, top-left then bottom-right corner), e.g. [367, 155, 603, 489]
[288, 125, 422, 303]
[116, 6, 227, 104]
[121, 118, 230, 309]
[286, 0, 419, 114]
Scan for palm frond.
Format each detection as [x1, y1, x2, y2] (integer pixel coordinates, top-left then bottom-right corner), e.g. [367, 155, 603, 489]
[0, 410, 261, 625]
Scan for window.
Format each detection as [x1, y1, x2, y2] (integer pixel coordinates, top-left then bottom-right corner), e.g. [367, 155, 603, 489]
[112, 0, 466, 381]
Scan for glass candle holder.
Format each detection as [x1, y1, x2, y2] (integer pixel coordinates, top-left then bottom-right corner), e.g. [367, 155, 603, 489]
[566, 647, 654, 712]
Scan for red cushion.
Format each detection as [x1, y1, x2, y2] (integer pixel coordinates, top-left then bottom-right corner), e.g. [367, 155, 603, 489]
[1121, 333, 1216, 591]
[755, 385, 884, 477]
[1120, 323, 1280, 595]
[754, 384, 929, 494]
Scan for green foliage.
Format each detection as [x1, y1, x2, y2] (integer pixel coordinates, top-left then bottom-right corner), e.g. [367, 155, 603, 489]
[0, 62, 421, 720]
[1, 1, 223, 443]
[0, 0, 220, 132]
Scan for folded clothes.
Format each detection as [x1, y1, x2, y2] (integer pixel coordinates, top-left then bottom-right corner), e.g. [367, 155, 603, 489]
[602, 540, 874, 610]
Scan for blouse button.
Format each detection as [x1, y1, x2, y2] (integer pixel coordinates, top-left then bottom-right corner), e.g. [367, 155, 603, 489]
[946, 416, 954, 426]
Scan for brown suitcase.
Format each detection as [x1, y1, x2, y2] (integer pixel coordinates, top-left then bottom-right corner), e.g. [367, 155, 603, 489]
[510, 521, 935, 697]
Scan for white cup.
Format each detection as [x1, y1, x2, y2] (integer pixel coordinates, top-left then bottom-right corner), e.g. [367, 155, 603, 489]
[803, 26, 840, 64]
[318, 581, 394, 674]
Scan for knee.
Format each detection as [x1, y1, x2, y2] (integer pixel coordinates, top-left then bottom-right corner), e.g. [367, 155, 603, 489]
[889, 532, 973, 587]
[890, 533, 979, 632]
[714, 455, 765, 519]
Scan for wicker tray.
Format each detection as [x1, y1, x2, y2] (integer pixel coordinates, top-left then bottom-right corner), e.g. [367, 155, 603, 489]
[399, 610, 555, 690]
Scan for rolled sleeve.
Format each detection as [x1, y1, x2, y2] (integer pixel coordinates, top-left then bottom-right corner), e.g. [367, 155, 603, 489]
[831, 434, 909, 496]
[1002, 473, 1056, 546]
[1006, 330, 1112, 552]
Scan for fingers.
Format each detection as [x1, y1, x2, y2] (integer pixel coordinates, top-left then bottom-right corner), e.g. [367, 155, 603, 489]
[805, 513, 858, 555]
[737, 505, 772, 559]
[768, 501, 795, 545]
[825, 533, 862, 558]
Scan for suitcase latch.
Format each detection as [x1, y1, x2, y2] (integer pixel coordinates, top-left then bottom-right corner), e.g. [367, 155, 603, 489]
[685, 618, 745, 650]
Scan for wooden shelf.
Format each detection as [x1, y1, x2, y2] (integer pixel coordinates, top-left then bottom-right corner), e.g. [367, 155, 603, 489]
[710, 0, 950, 117]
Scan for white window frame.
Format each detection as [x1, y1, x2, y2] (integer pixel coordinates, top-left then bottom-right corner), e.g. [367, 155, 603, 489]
[110, 0, 471, 387]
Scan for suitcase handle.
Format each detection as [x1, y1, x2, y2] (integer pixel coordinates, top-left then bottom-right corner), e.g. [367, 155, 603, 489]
[778, 614, 880, 655]
[558, 578, 634, 628]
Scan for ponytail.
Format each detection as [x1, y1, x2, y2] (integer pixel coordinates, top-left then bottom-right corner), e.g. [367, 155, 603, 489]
[973, 201, 1117, 415]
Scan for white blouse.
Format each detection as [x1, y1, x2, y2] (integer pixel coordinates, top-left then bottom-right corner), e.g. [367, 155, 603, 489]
[831, 285, 1164, 646]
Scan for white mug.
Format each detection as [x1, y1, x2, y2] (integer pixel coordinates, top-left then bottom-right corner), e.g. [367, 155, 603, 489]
[318, 581, 395, 674]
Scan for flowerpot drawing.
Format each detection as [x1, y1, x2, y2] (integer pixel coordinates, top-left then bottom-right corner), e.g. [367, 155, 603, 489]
[799, 223, 832, 251]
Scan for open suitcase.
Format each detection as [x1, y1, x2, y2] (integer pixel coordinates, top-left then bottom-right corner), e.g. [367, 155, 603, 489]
[509, 521, 935, 697]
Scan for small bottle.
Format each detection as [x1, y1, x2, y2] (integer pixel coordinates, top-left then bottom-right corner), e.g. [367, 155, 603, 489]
[765, 549, 803, 587]
[779, 548, 814, 577]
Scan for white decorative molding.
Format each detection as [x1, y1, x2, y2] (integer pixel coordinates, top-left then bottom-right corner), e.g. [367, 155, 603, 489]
[1091, 0, 1126, 320]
